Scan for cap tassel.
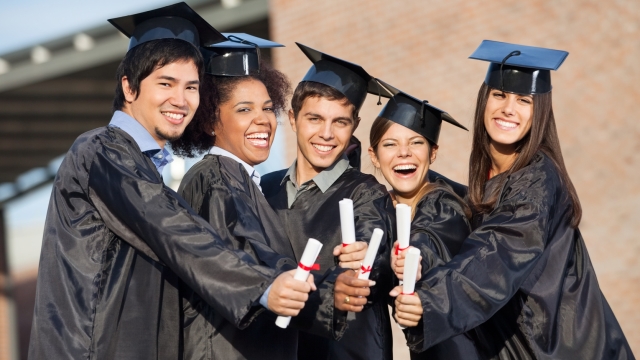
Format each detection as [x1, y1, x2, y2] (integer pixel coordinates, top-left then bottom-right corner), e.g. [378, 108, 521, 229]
[500, 50, 521, 91]
[375, 80, 383, 105]
[420, 101, 427, 128]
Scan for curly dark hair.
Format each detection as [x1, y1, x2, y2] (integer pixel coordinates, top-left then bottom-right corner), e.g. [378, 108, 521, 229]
[171, 60, 291, 157]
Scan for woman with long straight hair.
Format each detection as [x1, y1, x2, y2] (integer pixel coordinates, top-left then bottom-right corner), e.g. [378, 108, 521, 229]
[367, 82, 483, 359]
[391, 41, 633, 359]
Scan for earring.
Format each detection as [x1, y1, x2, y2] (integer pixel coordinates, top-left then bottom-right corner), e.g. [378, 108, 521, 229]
[211, 130, 215, 136]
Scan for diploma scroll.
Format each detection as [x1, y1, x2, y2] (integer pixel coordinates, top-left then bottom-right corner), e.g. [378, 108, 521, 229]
[358, 228, 383, 280]
[396, 204, 412, 285]
[275, 238, 323, 329]
[398, 247, 421, 329]
[339, 198, 356, 246]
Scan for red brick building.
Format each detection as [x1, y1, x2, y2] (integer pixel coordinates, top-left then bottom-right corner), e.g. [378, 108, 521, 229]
[270, 0, 640, 356]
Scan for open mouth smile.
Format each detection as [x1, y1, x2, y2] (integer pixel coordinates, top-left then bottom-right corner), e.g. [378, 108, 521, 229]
[312, 143, 336, 153]
[246, 132, 270, 147]
[393, 164, 417, 176]
[161, 111, 186, 125]
[494, 118, 518, 130]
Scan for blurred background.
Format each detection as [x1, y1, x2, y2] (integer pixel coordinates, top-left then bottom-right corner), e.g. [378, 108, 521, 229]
[0, 0, 638, 359]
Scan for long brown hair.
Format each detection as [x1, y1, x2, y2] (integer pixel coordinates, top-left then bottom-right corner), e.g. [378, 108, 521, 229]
[369, 116, 471, 220]
[468, 83, 582, 227]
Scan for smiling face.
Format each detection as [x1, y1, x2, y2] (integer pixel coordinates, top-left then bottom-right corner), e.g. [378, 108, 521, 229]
[484, 88, 534, 152]
[213, 78, 277, 166]
[369, 123, 437, 202]
[122, 60, 200, 147]
[290, 96, 358, 182]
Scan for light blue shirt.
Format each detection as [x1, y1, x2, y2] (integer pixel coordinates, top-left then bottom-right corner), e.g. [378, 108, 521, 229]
[108, 111, 173, 174]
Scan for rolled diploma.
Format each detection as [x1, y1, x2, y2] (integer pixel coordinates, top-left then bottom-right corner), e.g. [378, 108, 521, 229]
[339, 199, 356, 246]
[358, 228, 383, 280]
[396, 204, 412, 284]
[275, 238, 323, 328]
[402, 247, 421, 294]
[398, 247, 421, 329]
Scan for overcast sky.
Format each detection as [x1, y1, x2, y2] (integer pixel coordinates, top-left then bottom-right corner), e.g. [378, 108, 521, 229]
[0, 0, 176, 54]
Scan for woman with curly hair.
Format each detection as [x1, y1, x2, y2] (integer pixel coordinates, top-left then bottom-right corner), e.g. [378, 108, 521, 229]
[392, 41, 633, 359]
[170, 36, 336, 360]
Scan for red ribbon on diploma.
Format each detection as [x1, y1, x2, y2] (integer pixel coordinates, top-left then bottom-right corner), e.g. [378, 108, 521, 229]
[360, 265, 372, 274]
[395, 244, 409, 256]
[342, 243, 349, 247]
[298, 262, 320, 271]
[401, 292, 415, 295]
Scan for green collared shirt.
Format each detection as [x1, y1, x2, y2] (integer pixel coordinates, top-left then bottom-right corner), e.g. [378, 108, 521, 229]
[281, 155, 351, 208]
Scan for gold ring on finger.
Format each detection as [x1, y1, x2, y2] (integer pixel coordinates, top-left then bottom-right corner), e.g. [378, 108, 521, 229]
[344, 295, 350, 304]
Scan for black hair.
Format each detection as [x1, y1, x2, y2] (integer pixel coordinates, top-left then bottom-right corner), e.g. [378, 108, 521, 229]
[171, 61, 291, 157]
[112, 39, 204, 112]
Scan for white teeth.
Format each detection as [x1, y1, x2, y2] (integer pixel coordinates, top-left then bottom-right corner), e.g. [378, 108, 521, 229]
[313, 144, 334, 152]
[162, 112, 184, 120]
[246, 133, 269, 139]
[393, 164, 417, 171]
[496, 119, 517, 128]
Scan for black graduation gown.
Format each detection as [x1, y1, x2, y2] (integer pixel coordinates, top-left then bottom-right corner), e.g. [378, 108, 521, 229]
[28, 127, 291, 360]
[426, 170, 468, 199]
[177, 155, 344, 360]
[399, 182, 481, 359]
[262, 167, 395, 360]
[405, 152, 634, 360]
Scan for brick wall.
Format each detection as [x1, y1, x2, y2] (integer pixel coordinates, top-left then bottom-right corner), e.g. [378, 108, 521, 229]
[270, 0, 640, 356]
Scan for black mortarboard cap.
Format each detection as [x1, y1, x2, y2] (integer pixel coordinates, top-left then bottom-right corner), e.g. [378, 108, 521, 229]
[376, 79, 467, 145]
[201, 33, 283, 76]
[469, 40, 568, 94]
[296, 43, 393, 112]
[108, 2, 227, 51]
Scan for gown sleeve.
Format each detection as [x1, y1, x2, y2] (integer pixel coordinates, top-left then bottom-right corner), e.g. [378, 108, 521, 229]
[353, 186, 396, 306]
[404, 171, 556, 352]
[87, 138, 281, 329]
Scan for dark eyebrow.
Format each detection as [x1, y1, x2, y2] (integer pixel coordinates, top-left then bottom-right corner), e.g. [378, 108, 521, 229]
[187, 80, 200, 85]
[263, 99, 273, 105]
[304, 112, 324, 119]
[234, 101, 254, 107]
[303, 112, 353, 123]
[157, 75, 177, 82]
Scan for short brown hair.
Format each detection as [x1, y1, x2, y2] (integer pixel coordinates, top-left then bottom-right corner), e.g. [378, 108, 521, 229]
[290, 81, 358, 120]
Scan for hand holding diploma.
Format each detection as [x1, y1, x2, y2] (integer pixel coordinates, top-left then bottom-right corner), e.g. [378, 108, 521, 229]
[395, 204, 412, 284]
[275, 239, 323, 328]
[389, 248, 423, 328]
[390, 240, 423, 282]
[334, 270, 375, 312]
[334, 198, 368, 269]
[268, 270, 316, 317]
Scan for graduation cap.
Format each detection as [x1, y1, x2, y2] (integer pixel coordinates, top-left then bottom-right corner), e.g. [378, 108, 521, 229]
[296, 43, 393, 112]
[108, 2, 227, 51]
[469, 40, 569, 94]
[376, 79, 467, 145]
[200, 33, 283, 76]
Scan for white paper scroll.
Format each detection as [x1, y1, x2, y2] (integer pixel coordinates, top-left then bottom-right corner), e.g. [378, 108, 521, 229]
[339, 198, 356, 246]
[396, 204, 411, 250]
[396, 204, 412, 285]
[275, 238, 323, 329]
[358, 228, 383, 280]
[402, 247, 421, 294]
[398, 247, 421, 330]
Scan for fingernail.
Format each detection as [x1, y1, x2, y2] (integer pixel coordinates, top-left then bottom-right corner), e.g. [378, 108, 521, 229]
[369, 281, 376, 286]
